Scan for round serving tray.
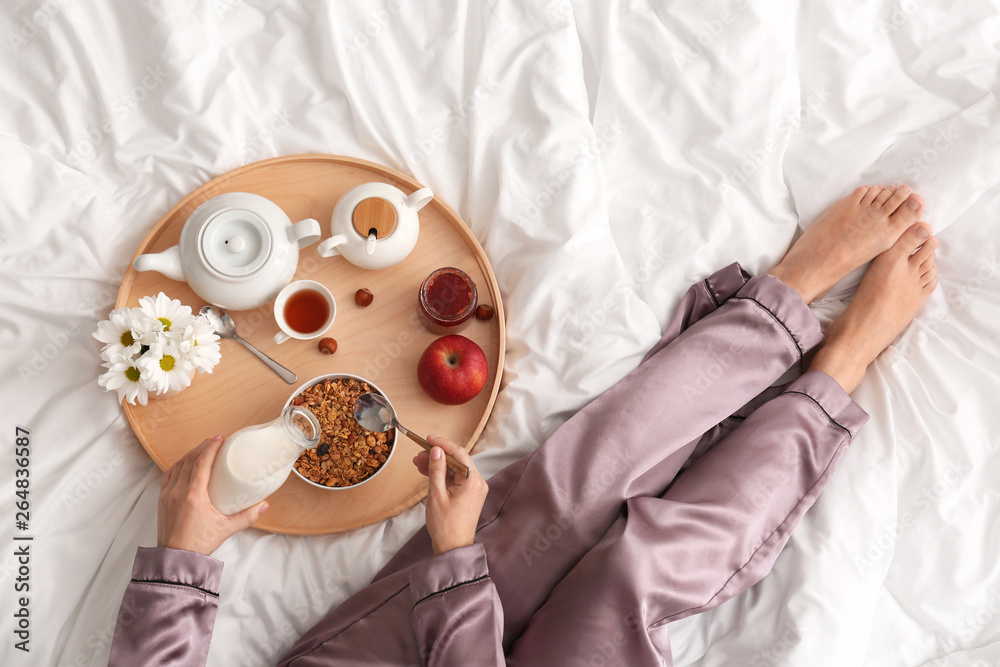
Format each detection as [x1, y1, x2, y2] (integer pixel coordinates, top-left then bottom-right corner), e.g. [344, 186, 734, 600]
[115, 154, 504, 534]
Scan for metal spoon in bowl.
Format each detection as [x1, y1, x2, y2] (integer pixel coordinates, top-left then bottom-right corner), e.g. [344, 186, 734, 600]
[199, 305, 297, 384]
[354, 392, 470, 479]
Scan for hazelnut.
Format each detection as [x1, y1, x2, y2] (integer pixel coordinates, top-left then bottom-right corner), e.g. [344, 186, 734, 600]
[475, 304, 495, 321]
[318, 337, 338, 354]
[355, 288, 374, 307]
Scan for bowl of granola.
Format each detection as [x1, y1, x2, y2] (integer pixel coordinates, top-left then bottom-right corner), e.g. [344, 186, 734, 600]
[285, 373, 396, 489]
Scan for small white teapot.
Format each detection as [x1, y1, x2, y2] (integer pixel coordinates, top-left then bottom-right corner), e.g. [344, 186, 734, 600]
[317, 183, 433, 270]
[133, 193, 320, 311]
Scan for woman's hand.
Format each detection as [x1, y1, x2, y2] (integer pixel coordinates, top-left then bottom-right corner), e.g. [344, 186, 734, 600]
[157, 435, 269, 556]
[412, 435, 488, 555]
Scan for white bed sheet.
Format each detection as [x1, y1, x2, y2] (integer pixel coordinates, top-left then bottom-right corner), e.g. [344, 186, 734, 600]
[1, 1, 999, 665]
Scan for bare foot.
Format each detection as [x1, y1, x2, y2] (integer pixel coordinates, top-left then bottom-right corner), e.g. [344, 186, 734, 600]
[809, 223, 939, 393]
[769, 184, 925, 303]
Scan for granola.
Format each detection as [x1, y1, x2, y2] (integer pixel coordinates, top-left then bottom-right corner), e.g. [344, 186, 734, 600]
[292, 377, 393, 487]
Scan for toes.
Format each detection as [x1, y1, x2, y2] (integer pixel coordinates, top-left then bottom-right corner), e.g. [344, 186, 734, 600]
[892, 223, 933, 257]
[883, 184, 912, 212]
[905, 193, 925, 213]
[922, 274, 939, 293]
[873, 185, 896, 207]
[921, 262, 937, 282]
[852, 185, 870, 202]
[888, 193, 924, 229]
[910, 235, 939, 264]
[861, 185, 884, 206]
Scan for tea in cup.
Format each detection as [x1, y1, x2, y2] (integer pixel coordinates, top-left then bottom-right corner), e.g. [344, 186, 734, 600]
[273, 280, 336, 344]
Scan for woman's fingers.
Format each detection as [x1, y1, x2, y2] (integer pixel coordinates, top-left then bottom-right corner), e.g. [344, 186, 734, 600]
[160, 460, 178, 495]
[427, 446, 448, 498]
[422, 437, 488, 556]
[426, 434, 467, 460]
[426, 435, 478, 480]
[175, 438, 210, 487]
[229, 499, 269, 531]
[162, 440, 200, 492]
[413, 451, 429, 475]
[413, 447, 461, 483]
[157, 433, 267, 555]
[191, 435, 225, 489]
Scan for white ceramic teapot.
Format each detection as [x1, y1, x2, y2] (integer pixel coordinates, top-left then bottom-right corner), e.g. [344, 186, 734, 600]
[317, 183, 433, 270]
[133, 193, 320, 311]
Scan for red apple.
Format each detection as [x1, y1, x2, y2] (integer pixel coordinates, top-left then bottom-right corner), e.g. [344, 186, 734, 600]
[417, 335, 488, 405]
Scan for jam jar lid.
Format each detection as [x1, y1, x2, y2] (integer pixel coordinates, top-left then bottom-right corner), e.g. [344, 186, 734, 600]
[419, 267, 478, 324]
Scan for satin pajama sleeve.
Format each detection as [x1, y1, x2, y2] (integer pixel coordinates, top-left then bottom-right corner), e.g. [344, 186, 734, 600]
[409, 542, 504, 666]
[108, 546, 223, 667]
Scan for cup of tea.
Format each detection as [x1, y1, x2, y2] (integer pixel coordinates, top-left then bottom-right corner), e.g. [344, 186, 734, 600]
[273, 280, 336, 344]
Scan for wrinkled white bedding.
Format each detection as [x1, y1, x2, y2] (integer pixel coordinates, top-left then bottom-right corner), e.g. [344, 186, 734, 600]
[1, 1, 999, 665]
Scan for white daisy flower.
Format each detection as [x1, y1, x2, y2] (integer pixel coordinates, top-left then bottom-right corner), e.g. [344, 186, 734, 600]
[179, 316, 222, 374]
[129, 307, 169, 347]
[138, 339, 195, 395]
[98, 354, 152, 406]
[137, 292, 195, 336]
[95, 294, 215, 402]
[93, 308, 146, 359]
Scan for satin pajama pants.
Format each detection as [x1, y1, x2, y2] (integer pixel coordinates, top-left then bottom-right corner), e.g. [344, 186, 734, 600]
[277, 263, 869, 666]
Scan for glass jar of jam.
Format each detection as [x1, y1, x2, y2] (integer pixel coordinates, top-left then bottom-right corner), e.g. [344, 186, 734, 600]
[418, 267, 478, 335]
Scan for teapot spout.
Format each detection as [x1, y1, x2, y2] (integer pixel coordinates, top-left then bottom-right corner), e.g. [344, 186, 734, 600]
[403, 188, 434, 211]
[133, 246, 185, 282]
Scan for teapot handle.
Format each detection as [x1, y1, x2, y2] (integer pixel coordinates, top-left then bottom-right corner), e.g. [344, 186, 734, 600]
[403, 188, 434, 211]
[317, 234, 348, 258]
[288, 218, 321, 249]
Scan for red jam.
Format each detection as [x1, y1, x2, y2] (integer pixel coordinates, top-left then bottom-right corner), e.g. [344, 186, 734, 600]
[418, 267, 478, 335]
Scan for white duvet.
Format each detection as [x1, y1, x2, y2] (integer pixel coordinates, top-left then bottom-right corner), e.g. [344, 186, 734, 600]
[1, 1, 999, 665]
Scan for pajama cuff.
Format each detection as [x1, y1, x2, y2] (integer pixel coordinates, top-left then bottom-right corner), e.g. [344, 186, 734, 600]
[733, 274, 823, 360]
[131, 546, 224, 596]
[703, 262, 752, 306]
[785, 370, 870, 439]
[409, 543, 491, 608]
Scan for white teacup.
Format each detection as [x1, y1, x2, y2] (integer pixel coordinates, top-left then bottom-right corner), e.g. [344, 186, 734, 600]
[273, 280, 336, 344]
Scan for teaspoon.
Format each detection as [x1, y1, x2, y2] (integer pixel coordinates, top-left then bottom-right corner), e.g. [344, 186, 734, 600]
[199, 305, 297, 384]
[354, 392, 470, 479]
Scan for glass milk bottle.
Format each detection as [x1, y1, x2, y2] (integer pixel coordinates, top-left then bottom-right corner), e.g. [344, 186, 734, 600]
[208, 405, 321, 516]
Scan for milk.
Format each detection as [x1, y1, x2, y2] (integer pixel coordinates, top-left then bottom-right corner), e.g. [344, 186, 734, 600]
[207, 406, 320, 516]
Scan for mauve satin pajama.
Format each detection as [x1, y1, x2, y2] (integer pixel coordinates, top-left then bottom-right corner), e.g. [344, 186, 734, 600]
[109, 263, 868, 666]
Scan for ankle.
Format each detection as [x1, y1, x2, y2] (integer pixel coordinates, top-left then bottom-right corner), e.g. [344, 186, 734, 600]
[808, 342, 865, 394]
[768, 263, 817, 304]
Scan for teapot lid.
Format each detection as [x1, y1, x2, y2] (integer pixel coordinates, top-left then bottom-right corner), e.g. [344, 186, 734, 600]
[352, 197, 398, 239]
[200, 210, 272, 277]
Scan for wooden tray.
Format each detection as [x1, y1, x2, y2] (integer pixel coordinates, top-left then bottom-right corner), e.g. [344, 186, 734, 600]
[115, 154, 505, 534]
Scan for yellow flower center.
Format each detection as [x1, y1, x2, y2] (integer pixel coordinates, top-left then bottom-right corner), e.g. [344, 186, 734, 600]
[158, 317, 172, 331]
[120, 331, 135, 347]
[160, 355, 175, 372]
[125, 367, 141, 382]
